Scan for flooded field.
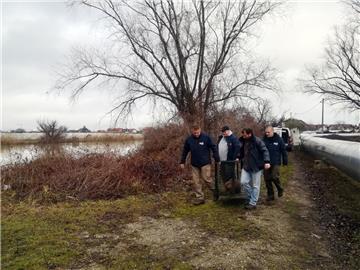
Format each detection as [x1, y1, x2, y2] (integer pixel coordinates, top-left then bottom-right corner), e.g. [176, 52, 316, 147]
[1, 132, 142, 145]
[1, 140, 142, 166]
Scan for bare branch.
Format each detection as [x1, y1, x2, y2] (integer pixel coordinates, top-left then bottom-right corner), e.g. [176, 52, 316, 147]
[303, 20, 360, 110]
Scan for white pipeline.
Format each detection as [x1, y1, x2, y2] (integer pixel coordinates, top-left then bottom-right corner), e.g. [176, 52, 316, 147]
[300, 134, 360, 180]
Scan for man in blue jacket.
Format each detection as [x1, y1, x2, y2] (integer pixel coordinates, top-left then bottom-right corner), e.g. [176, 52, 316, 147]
[217, 126, 241, 192]
[263, 126, 288, 201]
[180, 125, 220, 205]
[239, 128, 271, 210]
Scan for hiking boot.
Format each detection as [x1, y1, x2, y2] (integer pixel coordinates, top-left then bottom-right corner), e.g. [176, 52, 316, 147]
[278, 189, 284, 198]
[244, 204, 257, 210]
[192, 198, 205, 205]
[266, 196, 275, 201]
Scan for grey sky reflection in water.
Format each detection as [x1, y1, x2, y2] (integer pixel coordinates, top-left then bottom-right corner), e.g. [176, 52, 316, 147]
[0, 141, 142, 166]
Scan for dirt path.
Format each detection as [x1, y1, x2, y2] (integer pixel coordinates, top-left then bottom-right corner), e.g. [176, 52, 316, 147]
[95, 153, 347, 269]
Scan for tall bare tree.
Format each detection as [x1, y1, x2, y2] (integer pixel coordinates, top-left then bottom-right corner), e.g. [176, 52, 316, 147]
[303, 0, 360, 110]
[56, 0, 279, 127]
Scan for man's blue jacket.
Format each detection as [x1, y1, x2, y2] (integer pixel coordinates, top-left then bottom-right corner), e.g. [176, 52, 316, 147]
[180, 133, 220, 168]
[262, 133, 288, 166]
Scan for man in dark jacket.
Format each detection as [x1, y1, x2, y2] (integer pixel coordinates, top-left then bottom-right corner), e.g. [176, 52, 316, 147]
[180, 125, 220, 205]
[239, 128, 271, 209]
[263, 126, 288, 201]
[217, 126, 241, 192]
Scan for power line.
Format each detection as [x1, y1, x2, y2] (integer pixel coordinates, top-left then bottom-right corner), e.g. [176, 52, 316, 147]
[292, 102, 320, 115]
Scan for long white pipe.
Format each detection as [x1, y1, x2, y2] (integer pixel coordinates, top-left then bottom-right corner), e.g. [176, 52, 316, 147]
[300, 134, 360, 180]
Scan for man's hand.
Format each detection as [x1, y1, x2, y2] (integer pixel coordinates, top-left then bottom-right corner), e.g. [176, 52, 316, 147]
[180, 164, 185, 169]
[264, 163, 271, 170]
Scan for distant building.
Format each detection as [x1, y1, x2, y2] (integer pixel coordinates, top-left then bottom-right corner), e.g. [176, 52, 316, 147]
[78, 126, 91, 133]
[11, 128, 26, 133]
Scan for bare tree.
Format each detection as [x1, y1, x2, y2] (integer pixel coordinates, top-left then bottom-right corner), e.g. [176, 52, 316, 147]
[37, 120, 67, 143]
[346, 0, 360, 15]
[56, 0, 279, 128]
[251, 98, 273, 124]
[303, 1, 360, 110]
[270, 113, 286, 127]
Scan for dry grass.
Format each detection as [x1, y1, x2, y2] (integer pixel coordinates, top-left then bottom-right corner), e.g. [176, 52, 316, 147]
[1, 135, 39, 145]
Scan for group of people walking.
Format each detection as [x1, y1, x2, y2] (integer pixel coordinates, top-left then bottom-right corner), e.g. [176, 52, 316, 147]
[180, 125, 288, 209]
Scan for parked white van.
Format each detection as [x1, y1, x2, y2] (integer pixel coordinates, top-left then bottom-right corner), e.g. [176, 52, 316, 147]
[273, 127, 294, 151]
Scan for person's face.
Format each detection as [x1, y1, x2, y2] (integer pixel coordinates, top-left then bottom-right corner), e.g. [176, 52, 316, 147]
[242, 131, 252, 139]
[192, 128, 201, 138]
[265, 128, 274, 137]
[222, 130, 230, 137]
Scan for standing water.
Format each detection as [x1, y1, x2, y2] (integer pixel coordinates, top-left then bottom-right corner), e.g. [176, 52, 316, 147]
[1, 134, 143, 166]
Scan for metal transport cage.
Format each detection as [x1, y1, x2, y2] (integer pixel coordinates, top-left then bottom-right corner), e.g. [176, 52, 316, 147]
[214, 160, 246, 201]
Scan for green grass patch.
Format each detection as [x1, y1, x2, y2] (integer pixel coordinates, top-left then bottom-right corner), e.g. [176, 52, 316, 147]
[280, 163, 294, 187]
[2, 190, 256, 269]
[1, 192, 184, 270]
[2, 205, 83, 270]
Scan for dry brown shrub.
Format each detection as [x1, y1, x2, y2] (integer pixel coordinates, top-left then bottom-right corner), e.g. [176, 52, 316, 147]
[1, 124, 189, 202]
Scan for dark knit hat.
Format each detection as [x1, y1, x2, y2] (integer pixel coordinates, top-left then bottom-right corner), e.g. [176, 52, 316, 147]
[221, 125, 230, 132]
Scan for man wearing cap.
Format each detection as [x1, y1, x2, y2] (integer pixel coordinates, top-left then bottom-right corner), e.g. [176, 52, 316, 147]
[180, 125, 220, 205]
[217, 126, 241, 192]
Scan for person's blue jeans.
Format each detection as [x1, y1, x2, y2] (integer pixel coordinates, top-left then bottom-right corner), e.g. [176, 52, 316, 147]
[240, 169, 263, 206]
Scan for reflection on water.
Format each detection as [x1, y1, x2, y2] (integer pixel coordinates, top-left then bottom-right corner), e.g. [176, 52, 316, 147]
[0, 141, 142, 166]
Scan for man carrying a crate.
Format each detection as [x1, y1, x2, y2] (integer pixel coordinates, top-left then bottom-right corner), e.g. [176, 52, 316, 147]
[217, 125, 241, 193]
[180, 125, 220, 205]
[239, 128, 271, 210]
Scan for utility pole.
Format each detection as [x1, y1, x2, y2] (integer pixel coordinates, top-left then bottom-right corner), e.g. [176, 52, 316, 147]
[321, 98, 325, 133]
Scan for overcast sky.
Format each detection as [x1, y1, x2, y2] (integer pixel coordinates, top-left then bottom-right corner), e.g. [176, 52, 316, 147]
[2, 0, 360, 131]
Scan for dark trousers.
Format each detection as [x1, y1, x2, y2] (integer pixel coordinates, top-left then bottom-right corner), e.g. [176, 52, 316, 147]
[220, 162, 235, 183]
[263, 165, 283, 198]
[220, 162, 240, 193]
